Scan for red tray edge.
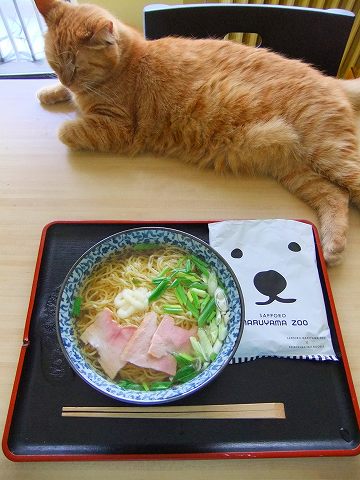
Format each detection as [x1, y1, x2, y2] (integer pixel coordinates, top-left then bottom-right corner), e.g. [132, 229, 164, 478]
[2, 218, 360, 462]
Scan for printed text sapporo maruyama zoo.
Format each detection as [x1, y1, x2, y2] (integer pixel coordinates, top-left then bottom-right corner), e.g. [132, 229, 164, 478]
[245, 313, 310, 327]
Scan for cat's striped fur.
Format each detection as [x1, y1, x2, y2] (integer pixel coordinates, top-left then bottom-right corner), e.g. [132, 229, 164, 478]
[35, 0, 360, 265]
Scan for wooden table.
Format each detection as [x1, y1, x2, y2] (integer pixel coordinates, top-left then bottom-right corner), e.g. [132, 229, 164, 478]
[1, 78, 360, 479]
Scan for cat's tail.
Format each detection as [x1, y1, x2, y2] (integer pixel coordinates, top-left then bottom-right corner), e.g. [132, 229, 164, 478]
[339, 78, 360, 111]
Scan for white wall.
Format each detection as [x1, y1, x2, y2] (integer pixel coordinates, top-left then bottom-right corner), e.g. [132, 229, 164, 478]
[78, 1, 181, 31]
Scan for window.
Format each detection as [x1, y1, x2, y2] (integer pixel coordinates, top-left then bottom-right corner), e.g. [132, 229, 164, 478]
[0, 0, 54, 78]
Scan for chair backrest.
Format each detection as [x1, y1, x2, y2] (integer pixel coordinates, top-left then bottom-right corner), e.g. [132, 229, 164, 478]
[143, 3, 355, 77]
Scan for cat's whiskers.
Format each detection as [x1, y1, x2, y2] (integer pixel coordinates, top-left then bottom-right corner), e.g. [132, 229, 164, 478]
[57, 51, 75, 69]
[99, 83, 128, 107]
[83, 83, 119, 105]
[83, 83, 108, 100]
[57, 50, 73, 57]
[95, 83, 123, 103]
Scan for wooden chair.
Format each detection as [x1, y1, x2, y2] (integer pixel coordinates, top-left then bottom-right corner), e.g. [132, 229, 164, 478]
[143, 3, 355, 77]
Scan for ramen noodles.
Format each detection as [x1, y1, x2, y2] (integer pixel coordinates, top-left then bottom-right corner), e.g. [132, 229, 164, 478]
[73, 245, 229, 390]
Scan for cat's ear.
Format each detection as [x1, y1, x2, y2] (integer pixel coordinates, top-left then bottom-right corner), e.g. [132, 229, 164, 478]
[34, 0, 58, 18]
[88, 21, 115, 48]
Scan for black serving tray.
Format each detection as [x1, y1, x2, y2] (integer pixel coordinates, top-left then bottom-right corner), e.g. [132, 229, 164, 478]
[2, 221, 360, 461]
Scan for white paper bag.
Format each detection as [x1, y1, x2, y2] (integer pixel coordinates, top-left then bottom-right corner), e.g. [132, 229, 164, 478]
[208, 219, 338, 362]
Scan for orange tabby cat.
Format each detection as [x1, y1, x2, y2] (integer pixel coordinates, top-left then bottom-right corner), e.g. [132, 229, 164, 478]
[35, 0, 360, 265]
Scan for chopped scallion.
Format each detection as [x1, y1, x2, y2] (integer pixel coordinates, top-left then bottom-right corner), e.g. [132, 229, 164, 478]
[190, 336, 208, 362]
[133, 243, 156, 251]
[210, 352, 217, 362]
[190, 255, 210, 277]
[175, 271, 200, 283]
[200, 294, 211, 311]
[185, 298, 199, 319]
[197, 297, 216, 327]
[190, 287, 208, 298]
[175, 284, 188, 306]
[148, 278, 170, 302]
[172, 365, 198, 384]
[150, 381, 172, 391]
[207, 271, 218, 296]
[163, 304, 183, 314]
[189, 282, 208, 291]
[118, 380, 144, 391]
[172, 352, 195, 368]
[198, 328, 213, 360]
[72, 296, 82, 317]
[191, 291, 200, 309]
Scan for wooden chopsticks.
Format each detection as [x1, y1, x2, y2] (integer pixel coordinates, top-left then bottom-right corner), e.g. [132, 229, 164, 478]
[62, 403, 285, 419]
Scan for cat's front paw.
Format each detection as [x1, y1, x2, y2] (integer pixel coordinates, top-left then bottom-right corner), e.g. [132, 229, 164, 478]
[321, 233, 347, 266]
[58, 120, 91, 151]
[37, 84, 72, 105]
[59, 121, 82, 150]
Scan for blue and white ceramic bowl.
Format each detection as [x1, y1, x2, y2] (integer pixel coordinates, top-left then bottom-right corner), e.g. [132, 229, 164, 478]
[57, 227, 244, 404]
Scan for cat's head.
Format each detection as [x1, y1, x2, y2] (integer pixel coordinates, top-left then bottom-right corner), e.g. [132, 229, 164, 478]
[34, 0, 125, 90]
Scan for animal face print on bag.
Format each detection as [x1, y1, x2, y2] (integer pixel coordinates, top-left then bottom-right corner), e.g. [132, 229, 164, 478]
[231, 241, 302, 306]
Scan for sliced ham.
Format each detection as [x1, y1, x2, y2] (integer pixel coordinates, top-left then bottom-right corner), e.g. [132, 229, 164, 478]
[120, 311, 177, 376]
[80, 308, 137, 380]
[148, 314, 197, 359]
